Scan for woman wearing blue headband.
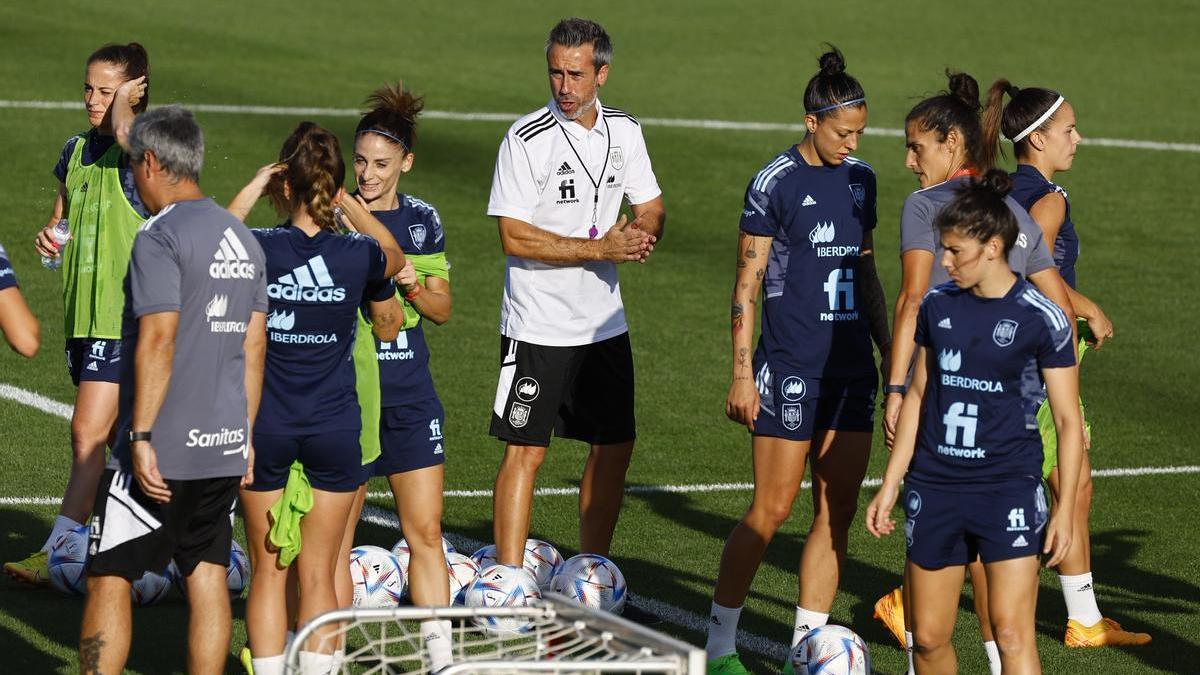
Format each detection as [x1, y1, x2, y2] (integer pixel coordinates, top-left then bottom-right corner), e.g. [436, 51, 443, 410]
[705, 46, 891, 675]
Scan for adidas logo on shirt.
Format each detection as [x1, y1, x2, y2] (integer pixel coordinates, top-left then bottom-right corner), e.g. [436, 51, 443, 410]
[556, 161, 575, 176]
[267, 255, 346, 302]
[938, 317, 953, 329]
[801, 194, 817, 207]
[209, 227, 257, 280]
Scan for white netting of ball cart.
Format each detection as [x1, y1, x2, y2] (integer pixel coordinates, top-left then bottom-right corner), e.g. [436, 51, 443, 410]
[284, 593, 705, 674]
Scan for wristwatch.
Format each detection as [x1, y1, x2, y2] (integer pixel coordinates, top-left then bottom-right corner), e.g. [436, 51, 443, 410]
[128, 430, 152, 444]
[883, 384, 907, 396]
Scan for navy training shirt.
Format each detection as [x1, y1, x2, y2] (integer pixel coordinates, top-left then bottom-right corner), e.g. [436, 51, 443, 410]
[253, 223, 388, 435]
[372, 194, 445, 407]
[1009, 164, 1080, 288]
[739, 146, 877, 378]
[910, 278, 1076, 487]
[0, 242, 18, 291]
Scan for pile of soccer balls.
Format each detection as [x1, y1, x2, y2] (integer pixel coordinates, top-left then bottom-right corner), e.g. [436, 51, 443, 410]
[46, 524, 249, 606]
[349, 537, 628, 632]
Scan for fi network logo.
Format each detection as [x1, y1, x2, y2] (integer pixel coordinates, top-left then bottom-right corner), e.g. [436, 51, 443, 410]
[942, 402, 979, 447]
[823, 268, 854, 311]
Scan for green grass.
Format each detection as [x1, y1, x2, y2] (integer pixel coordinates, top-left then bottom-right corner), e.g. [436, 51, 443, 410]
[2, 0, 1199, 672]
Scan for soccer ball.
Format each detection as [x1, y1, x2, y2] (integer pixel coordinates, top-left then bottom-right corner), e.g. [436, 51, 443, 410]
[470, 544, 500, 571]
[131, 568, 173, 606]
[549, 553, 627, 614]
[446, 551, 481, 604]
[463, 564, 541, 633]
[349, 545, 405, 608]
[391, 536, 456, 574]
[168, 539, 250, 598]
[789, 625, 870, 674]
[522, 539, 564, 591]
[48, 524, 90, 596]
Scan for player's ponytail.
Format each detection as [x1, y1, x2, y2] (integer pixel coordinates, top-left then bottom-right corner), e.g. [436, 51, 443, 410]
[87, 42, 151, 113]
[983, 79, 1065, 161]
[267, 122, 346, 232]
[355, 82, 425, 153]
[935, 168, 1018, 255]
[803, 45, 866, 120]
[906, 70, 988, 170]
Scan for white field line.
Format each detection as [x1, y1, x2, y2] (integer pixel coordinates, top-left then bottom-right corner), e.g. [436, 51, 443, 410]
[2, 99, 1199, 153]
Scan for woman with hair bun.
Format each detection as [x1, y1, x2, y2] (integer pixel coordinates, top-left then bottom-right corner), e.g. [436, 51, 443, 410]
[7, 42, 151, 587]
[981, 81, 1149, 649]
[228, 121, 406, 675]
[335, 82, 457, 672]
[873, 71, 1079, 674]
[867, 169, 1084, 674]
[706, 46, 891, 675]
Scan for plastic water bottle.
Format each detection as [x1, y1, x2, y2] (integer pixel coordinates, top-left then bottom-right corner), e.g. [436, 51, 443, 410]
[41, 219, 70, 270]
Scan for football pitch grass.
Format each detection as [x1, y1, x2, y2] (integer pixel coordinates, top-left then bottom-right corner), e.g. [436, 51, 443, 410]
[1, 0, 1198, 672]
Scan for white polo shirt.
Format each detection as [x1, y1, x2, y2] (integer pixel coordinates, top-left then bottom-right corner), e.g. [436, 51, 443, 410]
[487, 99, 661, 347]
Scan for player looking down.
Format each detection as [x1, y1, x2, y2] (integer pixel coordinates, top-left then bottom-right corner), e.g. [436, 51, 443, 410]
[8, 43, 150, 586]
[982, 79, 1148, 648]
[706, 47, 890, 675]
[485, 17, 665, 576]
[228, 122, 405, 675]
[867, 169, 1084, 675]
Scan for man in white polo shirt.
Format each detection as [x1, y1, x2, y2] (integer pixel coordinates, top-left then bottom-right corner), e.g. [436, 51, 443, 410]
[487, 16, 666, 575]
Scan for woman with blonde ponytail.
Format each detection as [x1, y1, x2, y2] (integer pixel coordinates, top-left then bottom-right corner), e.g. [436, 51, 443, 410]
[227, 121, 407, 675]
[979, 79, 1149, 650]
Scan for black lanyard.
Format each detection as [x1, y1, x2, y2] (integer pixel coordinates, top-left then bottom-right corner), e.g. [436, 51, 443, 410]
[558, 114, 611, 237]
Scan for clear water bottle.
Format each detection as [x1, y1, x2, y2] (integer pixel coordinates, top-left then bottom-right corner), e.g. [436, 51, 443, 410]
[41, 219, 70, 270]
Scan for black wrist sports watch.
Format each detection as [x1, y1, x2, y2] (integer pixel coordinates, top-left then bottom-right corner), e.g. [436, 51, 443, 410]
[883, 384, 907, 396]
[128, 430, 152, 444]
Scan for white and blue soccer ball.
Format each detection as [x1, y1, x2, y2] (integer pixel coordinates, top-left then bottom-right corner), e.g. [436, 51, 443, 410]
[549, 553, 627, 615]
[391, 536, 456, 576]
[130, 568, 173, 606]
[168, 539, 251, 598]
[446, 551, 481, 604]
[349, 545, 405, 608]
[469, 544, 500, 571]
[464, 564, 541, 632]
[523, 539, 564, 591]
[789, 625, 870, 674]
[47, 524, 90, 596]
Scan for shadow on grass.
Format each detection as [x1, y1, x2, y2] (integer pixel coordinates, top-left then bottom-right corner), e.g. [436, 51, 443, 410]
[0, 507, 248, 674]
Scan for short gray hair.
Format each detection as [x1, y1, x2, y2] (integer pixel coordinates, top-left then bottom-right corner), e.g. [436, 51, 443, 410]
[545, 18, 612, 71]
[128, 105, 204, 182]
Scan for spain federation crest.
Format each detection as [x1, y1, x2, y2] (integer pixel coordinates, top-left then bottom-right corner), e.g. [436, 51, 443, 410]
[408, 223, 427, 250]
[781, 403, 802, 431]
[508, 402, 531, 428]
[992, 319, 1019, 347]
[609, 146, 624, 171]
[848, 183, 866, 209]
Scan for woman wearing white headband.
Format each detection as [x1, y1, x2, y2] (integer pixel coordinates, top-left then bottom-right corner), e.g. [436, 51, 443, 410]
[978, 80, 1149, 650]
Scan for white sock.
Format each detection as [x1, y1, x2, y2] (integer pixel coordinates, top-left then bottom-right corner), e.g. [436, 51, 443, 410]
[705, 602, 742, 659]
[905, 631, 915, 675]
[421, 619, 453, 671]
[299, 650, 333, 674]
[1059, 572, 1103, 625]
[251, 654, 285, 675]
[791, 606, 829, 646]
[41, 515, 81, 552]
[983, 640, 1001, 675]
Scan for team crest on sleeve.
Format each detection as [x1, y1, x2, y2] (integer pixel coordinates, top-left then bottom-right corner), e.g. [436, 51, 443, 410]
[781, 403, 802, 431]
[408, 224, 427, 250]
[848, 183, 866, 209]
[609, 146, 624, 170]
[508, 402, 531, 428]
[992, 319, 1019, 347]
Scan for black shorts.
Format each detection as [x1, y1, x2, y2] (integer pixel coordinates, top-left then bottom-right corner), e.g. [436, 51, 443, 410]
[489, 333, 635, 447]
[65, 337, 122, 386]
[87, 469, 238, 581]
[250, 431, 362, 493]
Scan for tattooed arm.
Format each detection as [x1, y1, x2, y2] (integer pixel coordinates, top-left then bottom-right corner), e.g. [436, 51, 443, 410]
[726, 230, 773, 430]
[858, 232, 892, 380]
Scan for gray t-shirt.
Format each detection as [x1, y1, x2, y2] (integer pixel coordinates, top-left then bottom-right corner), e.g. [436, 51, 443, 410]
[109, 198, 268, 480]
[899, 176, 1055, 287]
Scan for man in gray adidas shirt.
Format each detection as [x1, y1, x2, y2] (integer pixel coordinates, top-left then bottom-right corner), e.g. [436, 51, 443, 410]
[80, 105, 267, 675]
